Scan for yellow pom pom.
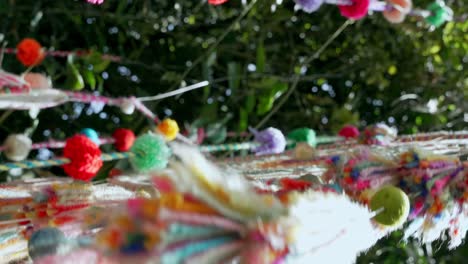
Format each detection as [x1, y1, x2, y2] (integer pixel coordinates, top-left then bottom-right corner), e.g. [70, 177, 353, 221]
[157, 118, 179, 141]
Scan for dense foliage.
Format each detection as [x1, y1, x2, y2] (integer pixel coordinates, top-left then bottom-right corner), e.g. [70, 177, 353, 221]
[0, 0, 467, 262]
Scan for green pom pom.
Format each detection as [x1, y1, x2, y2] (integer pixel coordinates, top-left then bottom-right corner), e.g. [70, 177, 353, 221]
[370, 186, 410, 227]
[130, 133, 171, 172]
[287, 128, 317, 148]
[425, 1, 452, 28]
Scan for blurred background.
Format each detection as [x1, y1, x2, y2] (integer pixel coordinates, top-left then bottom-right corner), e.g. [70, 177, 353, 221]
[0, 0, 467, 262]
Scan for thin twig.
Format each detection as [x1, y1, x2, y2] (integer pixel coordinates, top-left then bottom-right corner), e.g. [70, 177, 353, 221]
[254, 20, 353, 130]
[137, 81, 209, 101]
[169, 0, 258, 91]
[0, 110, 13, 125]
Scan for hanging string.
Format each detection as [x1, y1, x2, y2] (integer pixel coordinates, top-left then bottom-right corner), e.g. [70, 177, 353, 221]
[2, 48, 121, 62]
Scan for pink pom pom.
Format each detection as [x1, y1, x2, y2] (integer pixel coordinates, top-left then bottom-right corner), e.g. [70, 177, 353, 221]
[209, 0, 229, 5]
[87, 0, 105, 5]
[62, 135, 103, 181]
[112, 128, 135, 152]
[383, 0, 412, 23]
[127, 198, 145, 217]
[338, 125, 360, 139]
[152, 176, 174, 193]
[338, 0, 370, 20]
[23, 73, 51, 89]
[241, 242, 276, 264]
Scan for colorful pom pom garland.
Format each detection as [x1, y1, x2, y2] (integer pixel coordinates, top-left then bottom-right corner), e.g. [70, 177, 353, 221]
[80, 128, 100, 145]
[0, 128, 136, 162]
[16, 38, 45, 67]
[1, 132, 468, 263]
[0, 10, 463, 262]
[338, 0, 370, 20]
[370, 186, 410, 226]
[338, 124, 360, 139]
[294, 0, 453, 27]
[62, 135, 103, 181]
[130, 133, 172, 172]
[157, 118, 180, 142]
[0, 132, 171, 181]
[383, 0, 413, 23]
[112, 128, 136, 152]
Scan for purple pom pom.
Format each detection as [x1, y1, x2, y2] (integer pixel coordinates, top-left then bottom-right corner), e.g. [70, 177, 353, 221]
[295, 0, 324, 13]
[250, 127, 287, 156]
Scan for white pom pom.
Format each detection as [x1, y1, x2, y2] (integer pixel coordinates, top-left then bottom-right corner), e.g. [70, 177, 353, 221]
[289, 191, 385, 263]
[120, 99, 135, 115]
[4, 134, 32, 161]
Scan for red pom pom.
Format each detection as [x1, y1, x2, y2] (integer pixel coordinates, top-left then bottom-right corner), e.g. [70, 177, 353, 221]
[62, 135, 102, 181]
[209, 0, 228, 5]
[108, 168, 122, 178]
[338, 125, 360, 139]
[338, 0, 370, 20]
[112, 128, 135, 152]
[280, 178, 312, 192]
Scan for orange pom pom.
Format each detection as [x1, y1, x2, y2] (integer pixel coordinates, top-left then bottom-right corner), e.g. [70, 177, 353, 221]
[16, 38, 45, 67]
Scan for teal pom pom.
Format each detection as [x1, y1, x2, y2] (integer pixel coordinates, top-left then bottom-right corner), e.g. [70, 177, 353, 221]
[425, 1, 453, 28]
[28, 228, 68, 260]
[287, 128, 317, 148]
[80, 128, 100, 145]
[130, 133, 171, 171]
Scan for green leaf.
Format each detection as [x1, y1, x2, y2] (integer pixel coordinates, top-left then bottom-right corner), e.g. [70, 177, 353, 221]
[227, 62, 240, 91]
[387, 65, 397, 75]
[65, 56, 85, 90]
[161, 72, 182, 82]
[249, 78, 278, 90]
[251, 78, 287, 115]
[83, 69, 96, 90]
[245, 94, 256, 112]
[206, 52, 217, 67]
[92, 59, 111, 73]
[256, 40, 265, 73]
[317, 78, 327, 85]
[85, 51, 111, 73]
[205, 125, 227, 144]
[199, 103, 218, 123]
[239, 108, 248, 132]
[271, 81, 287, 96]
[329, 107, 359, 132]
[202, 62, 212, 100]
[257, 95, 274, 115]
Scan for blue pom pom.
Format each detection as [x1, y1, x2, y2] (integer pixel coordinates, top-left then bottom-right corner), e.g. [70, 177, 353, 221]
[331, 155, 340, 164]
[80, 128, 100, 145]
[120, 233, 146, 254]
[350, 169, 360, 179]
